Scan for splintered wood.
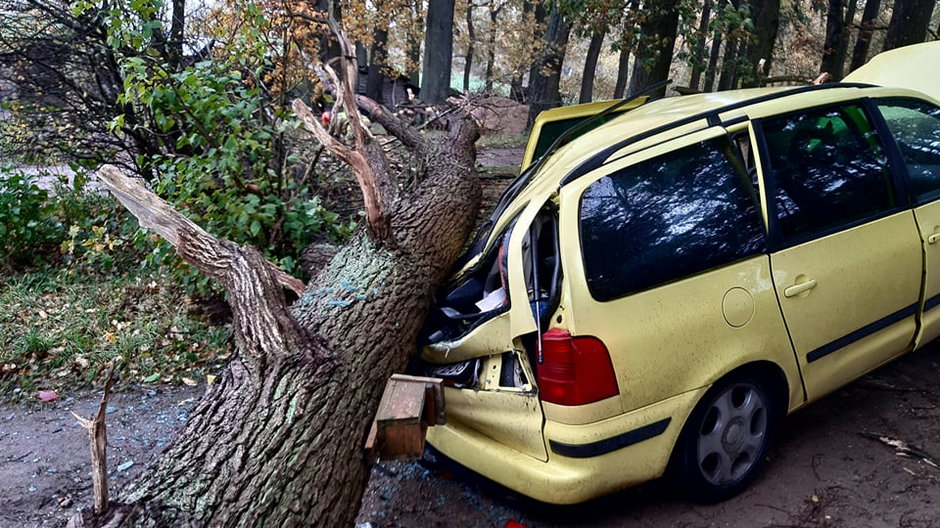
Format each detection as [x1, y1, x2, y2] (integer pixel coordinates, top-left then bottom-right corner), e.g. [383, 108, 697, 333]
[366, 374, 445, 460]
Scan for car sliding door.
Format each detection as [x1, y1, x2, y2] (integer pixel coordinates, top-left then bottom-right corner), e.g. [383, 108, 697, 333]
[756, 102, 921, 401]
[874, 98, 940, 347]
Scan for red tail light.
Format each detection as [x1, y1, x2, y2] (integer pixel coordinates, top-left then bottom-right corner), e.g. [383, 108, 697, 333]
[537, 329, 619, 406]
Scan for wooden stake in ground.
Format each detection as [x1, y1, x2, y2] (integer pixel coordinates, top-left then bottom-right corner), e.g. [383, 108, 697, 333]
[68, 368, 116, 525]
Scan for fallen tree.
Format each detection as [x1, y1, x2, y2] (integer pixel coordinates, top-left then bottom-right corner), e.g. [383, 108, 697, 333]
[73, 23, 482, 527]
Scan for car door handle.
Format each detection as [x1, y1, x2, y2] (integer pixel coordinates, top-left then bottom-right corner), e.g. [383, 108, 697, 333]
[784, 279, 817, 298]
[928, 233, 940, 245]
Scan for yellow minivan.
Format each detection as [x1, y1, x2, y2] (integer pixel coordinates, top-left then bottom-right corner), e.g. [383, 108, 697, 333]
[418, 42, 940, 504]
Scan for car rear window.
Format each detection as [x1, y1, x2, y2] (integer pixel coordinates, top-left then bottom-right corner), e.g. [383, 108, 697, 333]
[876, 99, 940, 204]
[579, 138, 765, 302]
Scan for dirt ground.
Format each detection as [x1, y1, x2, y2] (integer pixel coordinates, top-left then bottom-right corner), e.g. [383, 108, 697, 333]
[2, 342, 940, 528]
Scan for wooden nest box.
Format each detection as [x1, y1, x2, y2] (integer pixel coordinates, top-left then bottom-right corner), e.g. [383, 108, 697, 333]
[365, 374, 445, 460]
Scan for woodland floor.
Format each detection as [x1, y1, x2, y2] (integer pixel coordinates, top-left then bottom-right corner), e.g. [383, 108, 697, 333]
[5, 146, 940, 527]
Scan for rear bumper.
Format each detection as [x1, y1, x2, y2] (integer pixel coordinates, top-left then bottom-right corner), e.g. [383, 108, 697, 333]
[426, 388, 705, 504]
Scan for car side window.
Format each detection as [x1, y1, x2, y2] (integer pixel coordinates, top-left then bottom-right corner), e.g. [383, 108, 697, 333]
[579, 138, 765, 302]
[761, 103, 895, 241]
[876, 99, 940, 204]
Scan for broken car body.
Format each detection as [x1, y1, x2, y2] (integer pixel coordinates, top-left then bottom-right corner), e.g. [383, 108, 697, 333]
[418, 42, 940, 504]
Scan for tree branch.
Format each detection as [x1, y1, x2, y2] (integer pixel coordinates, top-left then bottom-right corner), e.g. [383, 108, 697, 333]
[96, 166, 305, 296]
[355, 95, 426, 151]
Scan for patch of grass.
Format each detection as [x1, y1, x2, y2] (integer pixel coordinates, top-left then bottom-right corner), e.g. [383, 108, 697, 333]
[0, 268, 231, 401]
[477, 133, 528, 149]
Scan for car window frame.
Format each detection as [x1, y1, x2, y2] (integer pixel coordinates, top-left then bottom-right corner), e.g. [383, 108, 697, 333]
[752, 98, 910, 251]
[869, 96, 940, 207]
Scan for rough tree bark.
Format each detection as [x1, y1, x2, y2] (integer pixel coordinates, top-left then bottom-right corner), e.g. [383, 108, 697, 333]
[421, 0, 456, 103]
[820, 0, 845, 76]
[579, 29, 607, 103]
[882, 0, 935, 52]
[74, 23, 482, 528]
[741, 0, 781, 87]
[628, 0, 680, 99]
[830, 0, 858, 81]
[848, 0, 881, 72]
[526, 8, 571, 128]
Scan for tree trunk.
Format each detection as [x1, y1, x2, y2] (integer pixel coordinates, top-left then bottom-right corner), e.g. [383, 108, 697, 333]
[407, 0, 424, 87]
[463, 0, 475, 93]
[366, 22, 388, 102]
[168, 0, 184, 69]
[627, 0, 680, 99]
[579, 30, 607, 103]
[484, 3, 500, 92]
[421, 0, 456, 104]
[317, 0, 343, 66]
[613, 35, 631, 98]
[883, 0, 935, 52]
[830, 0, 857, 80]
[820, 0, 845, 76]
[702, 30, 723, 92]
[74, 27, 483, 528]
[510, 0, 534, 102]
[849, 0, 880, 72]
[741, 0, 781, 87]
[688, 0, 713, 91]
[717, 37, 739, 91]
[526, 8, 571, 128]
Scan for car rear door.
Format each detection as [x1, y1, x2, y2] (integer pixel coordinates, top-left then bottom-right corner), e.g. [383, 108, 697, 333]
[873, 97, 940, 347]
[754, 101, 922, 401]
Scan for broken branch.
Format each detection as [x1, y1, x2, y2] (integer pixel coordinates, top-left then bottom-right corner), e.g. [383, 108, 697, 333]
[72, 367, 116, 516]
[96, 166, 305, 296]
[860, 432, 940, 469]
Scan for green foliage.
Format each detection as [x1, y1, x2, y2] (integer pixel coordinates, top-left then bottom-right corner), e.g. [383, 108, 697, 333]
[0, 164, 149, 273]
[66, 0, 355, 295]
[0, 168, 64, 270]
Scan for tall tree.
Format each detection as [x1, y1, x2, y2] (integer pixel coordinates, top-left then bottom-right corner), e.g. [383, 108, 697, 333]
[819, 0, 845, 75]
[510, 0, 534, 101]
[526, 7, 571, 127]
[463, 0, 476, 92]
[830, 0, 858, 80]
[883, 0, 935, 52]
[740, 0, 781, 87]
[483, 2, 502, 92]
[628, 0, 680, 98]
[702, 25, 723, 92]
[366, 17, 389, 102]
[688, 0, 713, 91]
[849, 0, 881, 71]
[406, 0, 424, 87]
[579, 29, 607, 103]
[421, 0, 456, 103]
[613, 26, 632, 98]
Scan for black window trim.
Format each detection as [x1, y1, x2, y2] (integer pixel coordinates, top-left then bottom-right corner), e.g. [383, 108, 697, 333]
[869, 96, 940, 208]
[754, 98, 910, 252]
[576, 137, 768, 303]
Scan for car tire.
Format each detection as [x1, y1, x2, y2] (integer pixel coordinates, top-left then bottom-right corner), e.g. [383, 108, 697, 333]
[671, 375, 779, 503]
